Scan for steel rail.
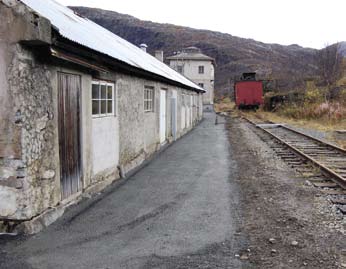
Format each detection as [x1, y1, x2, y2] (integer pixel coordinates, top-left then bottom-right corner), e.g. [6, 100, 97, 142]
[280, 125, 346, 154]
[243, 116, 346, 189]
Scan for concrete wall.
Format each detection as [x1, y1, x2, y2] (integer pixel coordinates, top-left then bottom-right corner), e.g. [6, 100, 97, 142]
[169, 59, 214, 105]
[92, 117, 119, 175]
[116, 74, 201, 174]
[0, 0, 203, 225]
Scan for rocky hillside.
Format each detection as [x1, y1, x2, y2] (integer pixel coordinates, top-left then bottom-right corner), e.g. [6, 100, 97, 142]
[71, 6, 319, 96]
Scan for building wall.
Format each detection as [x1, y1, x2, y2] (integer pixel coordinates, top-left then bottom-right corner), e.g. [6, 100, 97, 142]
[0, 1, 58, 221]
[116, 74, 202, 174]
[0, 1, 203, 223]
[169, 59, 214, 105]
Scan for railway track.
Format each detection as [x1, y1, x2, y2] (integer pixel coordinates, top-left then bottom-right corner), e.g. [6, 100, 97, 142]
[243, 116, 346, 215]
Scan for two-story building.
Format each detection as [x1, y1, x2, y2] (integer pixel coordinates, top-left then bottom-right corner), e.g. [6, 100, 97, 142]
[167, 47, 215, 110]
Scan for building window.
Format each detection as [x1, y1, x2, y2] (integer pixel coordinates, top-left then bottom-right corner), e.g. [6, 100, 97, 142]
[177, 65, 183, 74]
[198, 66, 204, 74]
[198, 83, 204, 88]
[144, 86, 154, 112]
[92, 80, 115, 117]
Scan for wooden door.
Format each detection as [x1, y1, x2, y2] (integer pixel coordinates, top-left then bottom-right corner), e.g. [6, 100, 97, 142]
[58, 72, 82, 199]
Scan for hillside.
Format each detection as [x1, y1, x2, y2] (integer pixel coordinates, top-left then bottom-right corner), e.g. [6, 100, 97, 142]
[71, 7, 319, 96]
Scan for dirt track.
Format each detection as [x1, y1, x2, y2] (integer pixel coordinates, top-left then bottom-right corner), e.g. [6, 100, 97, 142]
[227, 114, 346, 268]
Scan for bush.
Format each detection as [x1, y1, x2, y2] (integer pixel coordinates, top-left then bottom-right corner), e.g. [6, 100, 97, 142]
[304, 88, 325, 104]
[339, 88, 346, 104]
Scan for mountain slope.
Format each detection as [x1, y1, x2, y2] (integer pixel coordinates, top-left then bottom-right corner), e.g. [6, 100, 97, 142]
[71, 7, 319, 95]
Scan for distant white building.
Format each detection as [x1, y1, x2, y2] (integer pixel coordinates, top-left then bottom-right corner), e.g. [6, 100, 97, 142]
[167, 47, 215, 109]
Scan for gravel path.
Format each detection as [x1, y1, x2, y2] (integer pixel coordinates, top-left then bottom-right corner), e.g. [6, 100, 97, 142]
[227, 114, 345, 268]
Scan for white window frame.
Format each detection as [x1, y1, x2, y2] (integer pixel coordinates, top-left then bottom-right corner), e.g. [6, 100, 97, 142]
[92, 80, 115, 118]
[198, 65, 204, 74]
[144, 86, 155, 112]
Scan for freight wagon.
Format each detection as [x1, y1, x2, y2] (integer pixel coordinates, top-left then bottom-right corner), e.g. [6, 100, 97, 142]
[234, 72, 264, 109]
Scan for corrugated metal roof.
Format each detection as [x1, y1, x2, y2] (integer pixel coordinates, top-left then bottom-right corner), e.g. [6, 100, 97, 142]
[20, 0, 204, 92]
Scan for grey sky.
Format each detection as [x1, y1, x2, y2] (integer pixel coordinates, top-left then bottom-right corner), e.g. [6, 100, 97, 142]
[56, 0, 345, 49]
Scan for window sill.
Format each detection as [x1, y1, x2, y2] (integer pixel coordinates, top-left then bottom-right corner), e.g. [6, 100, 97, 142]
[92, 114, 116, 119]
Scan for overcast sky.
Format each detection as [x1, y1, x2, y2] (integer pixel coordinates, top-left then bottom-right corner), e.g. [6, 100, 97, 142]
[56, 0, 345, 49]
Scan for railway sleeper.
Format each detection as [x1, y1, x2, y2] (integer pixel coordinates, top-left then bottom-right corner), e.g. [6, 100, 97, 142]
[321, 189, 346, 195]
[336, 205, 346, 214]
[330, 197, 346, 205]
[312, 181, 339, 188]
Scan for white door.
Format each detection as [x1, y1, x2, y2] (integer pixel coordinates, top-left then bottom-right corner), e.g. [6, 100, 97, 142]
[171, 90, 177, 140]
[186, 96, 190, 128]
[160, 90, 166, 144]
[190, 96, 193, 125]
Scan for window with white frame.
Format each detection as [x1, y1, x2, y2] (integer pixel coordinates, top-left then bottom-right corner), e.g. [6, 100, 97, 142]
[92, 80, 115, 117]
[198, 65, 204, 74]
[144, 86, 154, 112]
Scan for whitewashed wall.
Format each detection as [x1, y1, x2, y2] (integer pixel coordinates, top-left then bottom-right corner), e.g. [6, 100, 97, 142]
[92, 117, 119, 175]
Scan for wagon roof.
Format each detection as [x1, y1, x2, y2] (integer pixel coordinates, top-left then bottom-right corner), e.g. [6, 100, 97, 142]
[20, 0, 204, 92]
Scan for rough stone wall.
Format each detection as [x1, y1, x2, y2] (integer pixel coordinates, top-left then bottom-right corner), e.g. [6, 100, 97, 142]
[6, 46, 58, 219]
[0, 1, 58, 220]
[0, 46, 59, 220]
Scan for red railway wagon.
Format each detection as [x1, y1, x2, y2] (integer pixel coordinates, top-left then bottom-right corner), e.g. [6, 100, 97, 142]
[234, 73, 264, 109]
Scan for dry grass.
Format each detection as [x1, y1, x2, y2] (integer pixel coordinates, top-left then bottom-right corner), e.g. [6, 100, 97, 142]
[246, 109, 346, 132]
[214, 97, 235, 113]
[242, 109, 346, 149]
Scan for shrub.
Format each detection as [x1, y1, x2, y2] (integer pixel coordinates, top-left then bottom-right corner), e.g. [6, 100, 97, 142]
[304, 88, 325, 104]
[338, 88, 346, 104]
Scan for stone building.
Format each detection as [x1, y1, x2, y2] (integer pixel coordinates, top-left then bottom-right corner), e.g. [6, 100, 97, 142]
[167, 47, 215, 109]
[0, 0, 204, 233]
